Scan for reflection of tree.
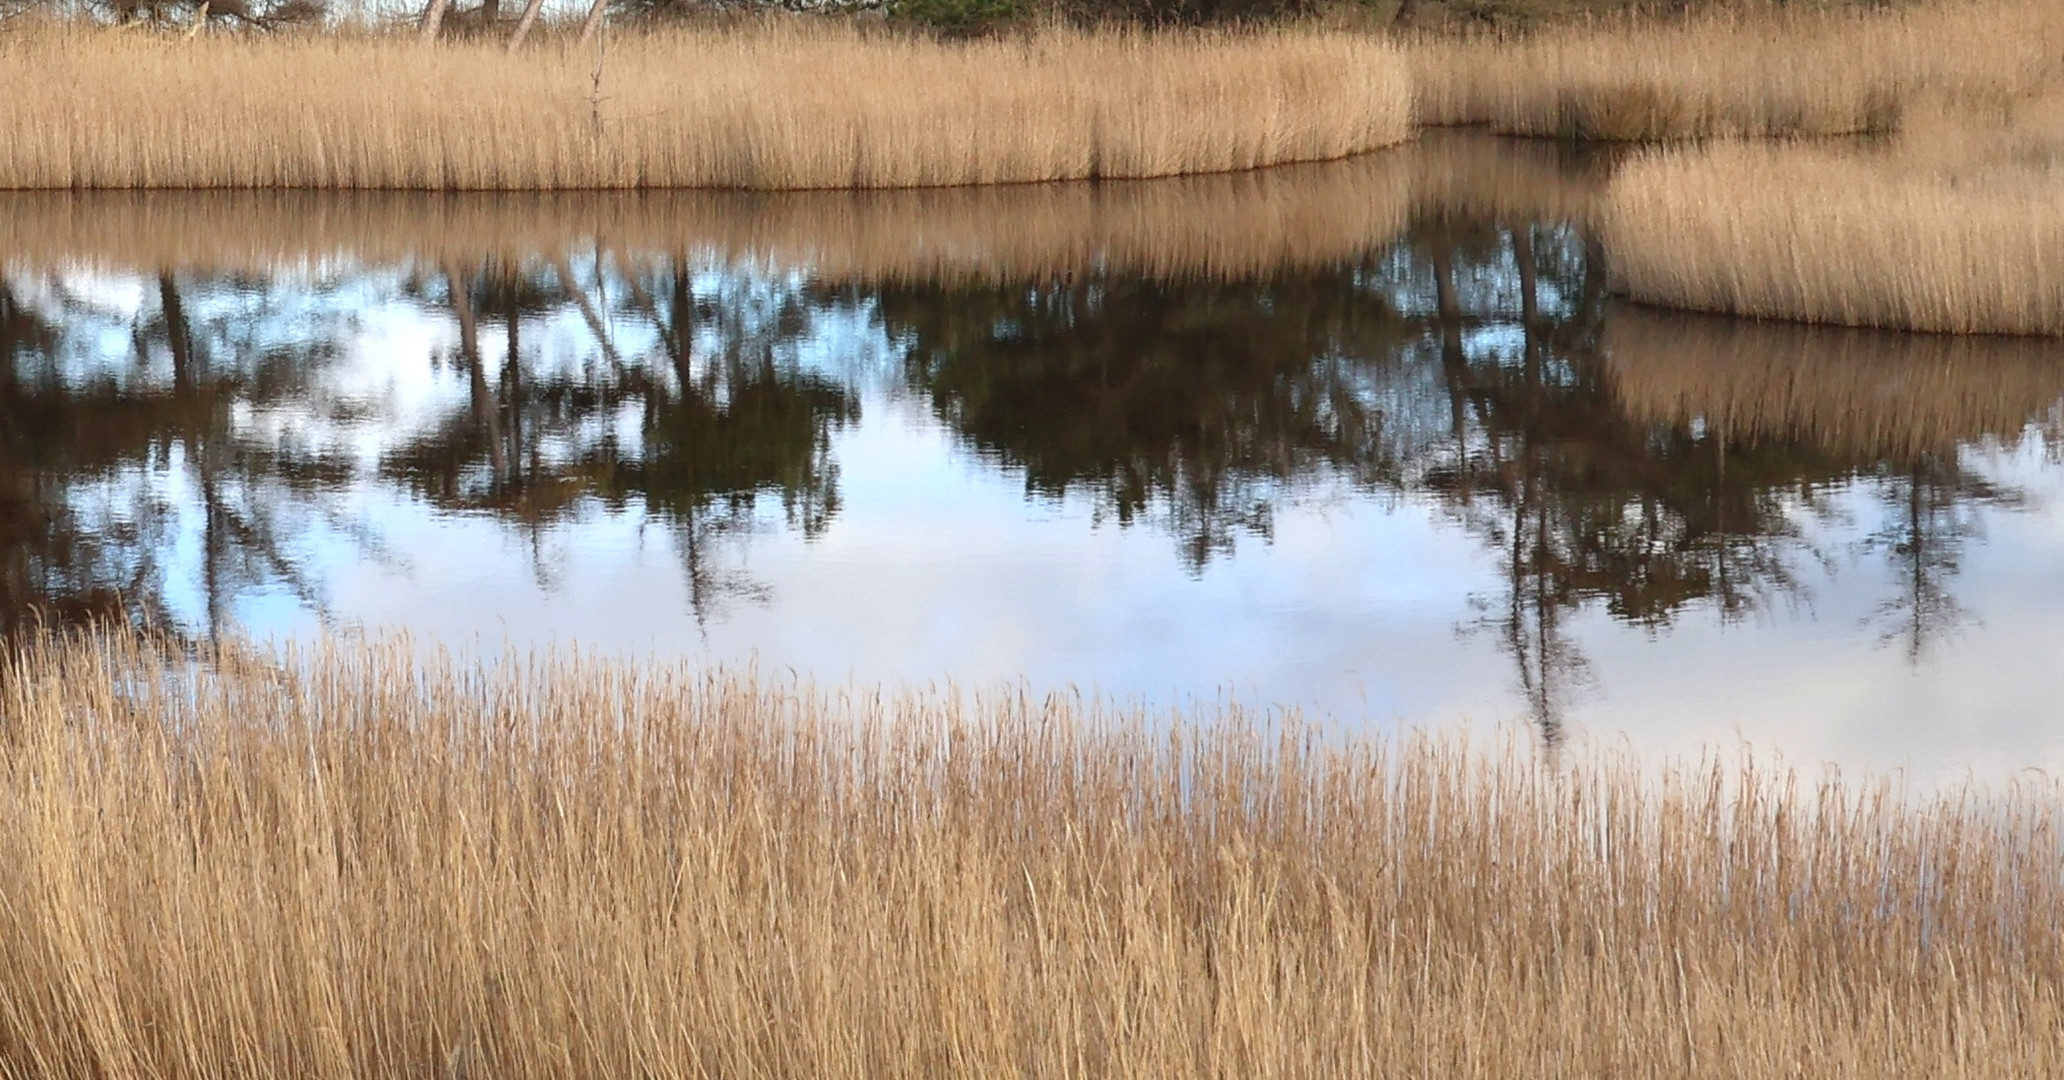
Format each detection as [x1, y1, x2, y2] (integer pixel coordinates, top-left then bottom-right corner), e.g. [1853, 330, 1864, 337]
[882, 270, 1421, 571]
[1407, 221, 1864, 745]
[377, 256, 859, 624]
[610, 259, 857, 624]
[5, 254, 859, 640]
[1, 269, 348, 642]
[1863, 456, 2021, 663]
[4, 210, 2051, 721]
[0, 280, 139, 636]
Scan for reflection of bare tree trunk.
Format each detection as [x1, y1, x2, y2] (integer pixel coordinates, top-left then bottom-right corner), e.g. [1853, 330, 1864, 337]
[552, 256, 623, 369]
[160, 274, 193, 397]
[507, 0, 546, 49]
[503, 338, 525, 493]
[446, 263, 506, 481]
[1579, 235, 1609, 321]
[1433, 246, 1468, 441]
[617, 254, 678, 363]
[671, 256, 696, 392]
[1903, 465, 1928, 664]
[160, 272, 225, 639]
[199, 443, 225, 644]
[1531, 486, 1558, 750]
[1514, 227, 1539, 330]
[1516, 229, 1543, 406]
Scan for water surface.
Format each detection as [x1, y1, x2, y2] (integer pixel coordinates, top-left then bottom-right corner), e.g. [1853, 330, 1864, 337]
[5, 133, 2061, 776]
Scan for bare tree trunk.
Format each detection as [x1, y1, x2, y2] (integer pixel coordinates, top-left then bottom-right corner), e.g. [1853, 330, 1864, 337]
[480, 0, 500, 27]
[576, 0, 606, 46]
[420, 0, 450, 41]
[507, 0, 546, 49]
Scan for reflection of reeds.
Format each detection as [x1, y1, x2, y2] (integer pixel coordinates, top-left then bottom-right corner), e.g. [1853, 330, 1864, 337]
[1404, 128, 1611, 227]
[0, 152, 1415, 283]
[1411, 0, 2063, 141]
[0, 133, 1620, 284]
[4, 629, 2062, 1077]
[1604, 305, 2064, 459]
[0, 26, 1410, 191]
[1602, 143, 2064, 335]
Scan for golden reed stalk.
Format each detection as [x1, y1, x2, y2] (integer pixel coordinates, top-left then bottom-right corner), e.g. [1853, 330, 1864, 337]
[2, 628, 2061, 1078]
[0, 25, 1412, 191]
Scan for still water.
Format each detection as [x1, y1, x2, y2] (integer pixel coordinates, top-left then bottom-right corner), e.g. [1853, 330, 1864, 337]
[4, 134, 2061, 775]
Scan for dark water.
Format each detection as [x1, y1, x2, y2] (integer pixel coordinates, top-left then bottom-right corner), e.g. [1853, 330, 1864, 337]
[5, 135, 2062, 775]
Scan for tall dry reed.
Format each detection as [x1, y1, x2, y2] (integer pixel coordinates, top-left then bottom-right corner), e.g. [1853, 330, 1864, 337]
[1601, 142, 2064, 335]
[2, 628, 2062, 1078]
[1410, 0, 2064, 140]
[0, 25, 1411, 191]
[1604, 305, 2064, 459]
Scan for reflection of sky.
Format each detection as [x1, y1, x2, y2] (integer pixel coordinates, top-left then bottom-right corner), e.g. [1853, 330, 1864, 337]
[12, 257, 2064, 782]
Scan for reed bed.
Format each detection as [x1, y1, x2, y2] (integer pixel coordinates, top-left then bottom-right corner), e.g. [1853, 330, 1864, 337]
[2, 628, 2062, 1078]
[1603, 305, 2064, 460]
[0, 148, 1413, 284]
[1410, 0, 2064, 141]
[0, 25, 1411, 191]
[1601, 141, 2064, 335]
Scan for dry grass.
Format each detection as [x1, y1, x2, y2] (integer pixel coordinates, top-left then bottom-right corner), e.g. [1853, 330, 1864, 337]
[3, 628, 2063, 1078]
[1601, 138, 2064, 335]
[1410, 0, 2064, 140]
[0, 149, 1413, 284]
[0, 24, 1411, 191]
[1604, 304, 2064, 459]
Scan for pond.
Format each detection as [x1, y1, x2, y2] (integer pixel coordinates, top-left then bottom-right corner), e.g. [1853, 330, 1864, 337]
[4, 132, 2061, 776]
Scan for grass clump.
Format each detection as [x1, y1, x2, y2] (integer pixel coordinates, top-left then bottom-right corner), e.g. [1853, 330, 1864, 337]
[2, 628, 2063, 1077]
[0, 24, 1412, 190]
[1410, 0, 2064, 141]
[1602, 134, 2064, 335]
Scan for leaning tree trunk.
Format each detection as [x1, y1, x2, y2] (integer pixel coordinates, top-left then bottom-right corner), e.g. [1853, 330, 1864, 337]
[420, 0, 450, 40]
[507, 0, 546, 49]
[576, 0, 607, 46]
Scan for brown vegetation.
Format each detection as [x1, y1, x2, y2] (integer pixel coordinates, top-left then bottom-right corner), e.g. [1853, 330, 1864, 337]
[1604, 304, 2064, 460]
[1409, 0, 2064, 141]
[0, 130, 1635, 284]
[0, 150, 1413, 283]
[1404, 126, 1611, 227]
[2, 628, 2062, 1078]
[1601, 139, 2064, 335]
[0, 24, 1412, 190]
